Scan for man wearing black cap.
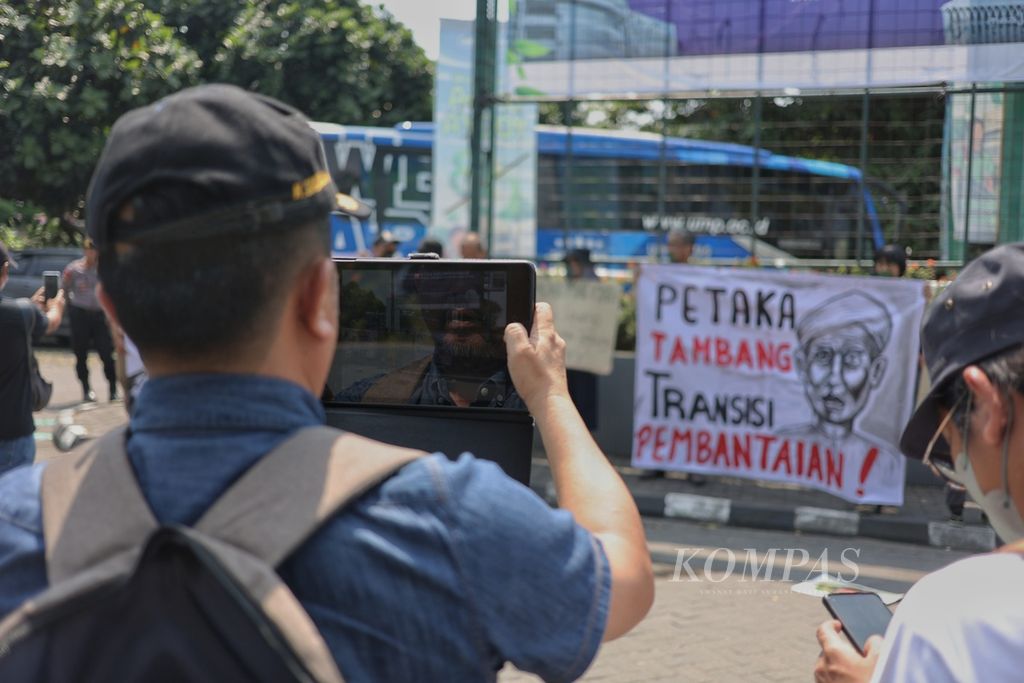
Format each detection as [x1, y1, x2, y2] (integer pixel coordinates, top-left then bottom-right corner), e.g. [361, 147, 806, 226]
[0, 242, 65, 473]
[814, 243, 1024, 682]
[0, 85, 652, 679]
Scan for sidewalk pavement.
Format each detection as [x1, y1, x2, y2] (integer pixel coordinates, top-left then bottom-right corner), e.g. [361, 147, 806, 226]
[34, 349, 997, 553]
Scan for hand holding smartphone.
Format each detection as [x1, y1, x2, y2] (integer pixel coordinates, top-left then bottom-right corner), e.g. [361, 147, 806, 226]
[43, 271, 61, 300]
[822, 592, 893, 656]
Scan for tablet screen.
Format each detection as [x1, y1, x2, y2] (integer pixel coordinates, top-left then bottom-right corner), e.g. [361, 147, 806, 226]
[327, 259, 535, 410]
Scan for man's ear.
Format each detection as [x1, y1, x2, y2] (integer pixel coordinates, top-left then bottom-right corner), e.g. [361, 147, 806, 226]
[962, 365, 1007, 447]
[868, 357, 887, 387]
[297, 257, 338, 341]
[96, 283, 121, 330]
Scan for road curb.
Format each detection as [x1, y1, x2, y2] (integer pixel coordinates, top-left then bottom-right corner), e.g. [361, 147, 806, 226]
[532, 484, 996, 553]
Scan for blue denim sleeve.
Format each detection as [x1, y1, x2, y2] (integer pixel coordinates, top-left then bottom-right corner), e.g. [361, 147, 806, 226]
[441, 454, 611, 682]
[0, 464, 48, 617]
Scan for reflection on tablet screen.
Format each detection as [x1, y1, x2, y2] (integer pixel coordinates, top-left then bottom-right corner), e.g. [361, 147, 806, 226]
[328, 262, 531, 411]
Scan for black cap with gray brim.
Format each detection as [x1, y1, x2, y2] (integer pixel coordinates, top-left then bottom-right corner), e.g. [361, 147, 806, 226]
[900, 243, 1024, 462]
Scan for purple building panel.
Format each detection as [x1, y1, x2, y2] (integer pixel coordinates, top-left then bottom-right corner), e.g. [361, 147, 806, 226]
[627, 0, 947, 56]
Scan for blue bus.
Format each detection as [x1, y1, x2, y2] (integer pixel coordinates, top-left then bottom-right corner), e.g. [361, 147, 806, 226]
[312, 121, 887, 262]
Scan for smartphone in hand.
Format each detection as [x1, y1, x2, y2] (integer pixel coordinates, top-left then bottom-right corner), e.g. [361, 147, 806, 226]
[43, 271, 61, 300]
[822, 592, 893, 656]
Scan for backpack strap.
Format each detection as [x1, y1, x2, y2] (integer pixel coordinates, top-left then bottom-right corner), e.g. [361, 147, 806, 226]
[41, 427, 158, 585]
[194, 425, 426, 567]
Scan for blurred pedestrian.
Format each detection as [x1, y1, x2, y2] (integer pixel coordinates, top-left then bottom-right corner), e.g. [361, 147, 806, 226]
[873, 244, 907, 278]
[564, 249, 600, 431]
[460, 232, 488, 259]
[110, 321, 147, 415]
[647, 229, 705, 484]
[667, 227, 695, 264]
[0, 242, 64, 473]
[63, 238, 117, 402]
[372, 231, 400, 257]
[417, 237, 444, 257]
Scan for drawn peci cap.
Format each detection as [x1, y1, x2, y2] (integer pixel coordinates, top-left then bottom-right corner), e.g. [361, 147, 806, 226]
[85, 84, 370, 247]
[900, 243, 1024, 462]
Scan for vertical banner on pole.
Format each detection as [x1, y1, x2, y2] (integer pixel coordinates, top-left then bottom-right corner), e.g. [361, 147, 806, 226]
[434, 19, 538, 259]
[433, 20, 476, 255]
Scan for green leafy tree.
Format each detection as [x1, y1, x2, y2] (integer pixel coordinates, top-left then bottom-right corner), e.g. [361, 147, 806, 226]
[211, 0, 432, 127]
[0, 0, 432, 244]
[0, 0, 201, 242]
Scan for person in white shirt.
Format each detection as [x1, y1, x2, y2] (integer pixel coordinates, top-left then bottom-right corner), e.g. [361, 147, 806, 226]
[813, 242, 1024, 683]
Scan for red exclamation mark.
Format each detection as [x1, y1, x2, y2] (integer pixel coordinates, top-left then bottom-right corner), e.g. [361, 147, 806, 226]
[857, 447, 879, 497]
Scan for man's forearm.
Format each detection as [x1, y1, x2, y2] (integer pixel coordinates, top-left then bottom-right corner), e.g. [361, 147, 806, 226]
[534, 393, 653, 639]
[534, 394, 642, 535]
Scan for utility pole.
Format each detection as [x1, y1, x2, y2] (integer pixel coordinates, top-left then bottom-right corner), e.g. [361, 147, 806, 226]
[470, 0, 498, 237]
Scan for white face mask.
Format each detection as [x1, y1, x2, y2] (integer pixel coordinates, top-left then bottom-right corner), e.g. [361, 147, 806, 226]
[954, 447, 1024, 544]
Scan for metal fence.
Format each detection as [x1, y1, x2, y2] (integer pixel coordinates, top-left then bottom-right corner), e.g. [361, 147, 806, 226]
[468, 0, 1024, 268]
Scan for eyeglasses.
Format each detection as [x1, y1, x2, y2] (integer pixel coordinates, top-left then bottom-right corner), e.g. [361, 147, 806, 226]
[921, 392, 970, 486]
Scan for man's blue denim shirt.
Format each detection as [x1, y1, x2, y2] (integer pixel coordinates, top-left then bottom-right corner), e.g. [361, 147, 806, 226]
[0, 375, 610, 682]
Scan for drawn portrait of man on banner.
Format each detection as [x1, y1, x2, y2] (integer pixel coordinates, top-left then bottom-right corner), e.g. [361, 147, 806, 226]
[778, 291, 902, 493]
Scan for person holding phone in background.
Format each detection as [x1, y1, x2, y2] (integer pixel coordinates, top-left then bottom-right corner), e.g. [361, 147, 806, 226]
[0, 242, 64, 473]
[62, 238, 118, 402]
[814, 243, 1024, 682]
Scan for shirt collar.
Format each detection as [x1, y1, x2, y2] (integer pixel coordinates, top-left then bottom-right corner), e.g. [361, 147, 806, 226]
[132, 373, 325, 434]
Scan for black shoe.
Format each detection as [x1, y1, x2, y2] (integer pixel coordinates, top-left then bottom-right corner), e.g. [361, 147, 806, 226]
[639, 470, 666, 480]
[109, 386, 119, 402]
[83, 390, 97, 403]
[688, 473, 708, 487]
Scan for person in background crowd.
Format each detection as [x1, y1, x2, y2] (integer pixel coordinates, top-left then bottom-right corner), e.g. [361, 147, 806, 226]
[110, 321, 147, 415]
[417, 237, 444, 257]
[814, 243, 1024, 683]
[645, 228, 705, 483]
[0, 85, 653, 679]
[460, 232, 488, 259]
[63, 238, 117, 402]
[0, 242, 64, 473]
[667, 227, 695, 264]
[371, 231, 400, 258]
[563, 249, 600, 431]
[873, 244, 907, 278]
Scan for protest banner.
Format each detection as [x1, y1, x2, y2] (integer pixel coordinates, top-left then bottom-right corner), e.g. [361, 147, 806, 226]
[632, 265, 927, 506]
[537, 276, 621, 376]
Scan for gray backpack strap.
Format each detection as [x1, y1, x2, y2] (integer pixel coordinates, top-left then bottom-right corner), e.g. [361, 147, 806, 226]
[194, 425, 426, 567]
[41, 427, 158, 585]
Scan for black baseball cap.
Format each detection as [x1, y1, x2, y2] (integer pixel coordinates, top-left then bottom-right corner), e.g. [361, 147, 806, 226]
[86, 84, 370, 247]
[900, 243, 1024, 461]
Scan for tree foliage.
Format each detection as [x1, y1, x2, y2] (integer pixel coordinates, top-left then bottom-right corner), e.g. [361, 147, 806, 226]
[0, 0, 432, 244]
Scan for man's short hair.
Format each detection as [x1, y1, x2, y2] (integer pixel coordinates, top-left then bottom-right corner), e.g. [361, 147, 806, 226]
[874, 244, 907, 276]
[667, 228, 695, 246]
[99, 193, 329, 358]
